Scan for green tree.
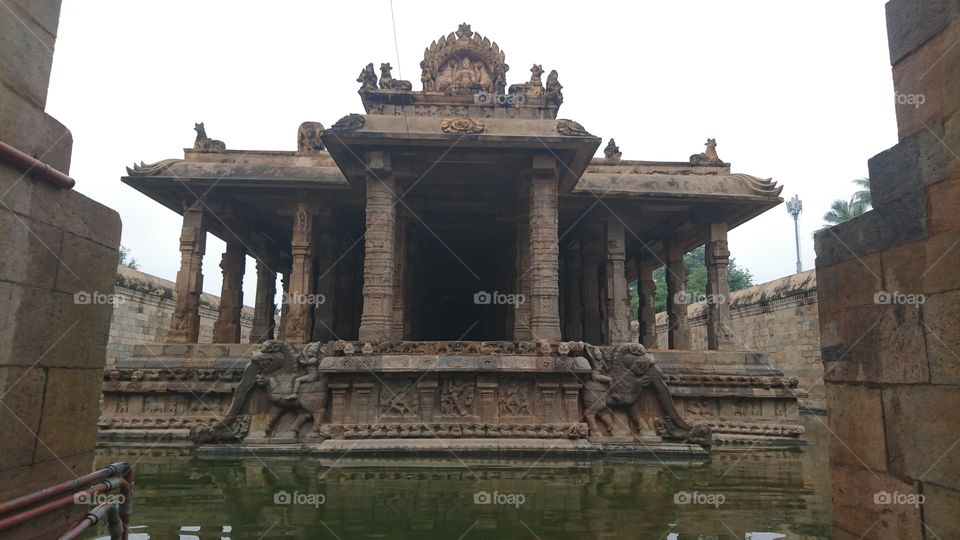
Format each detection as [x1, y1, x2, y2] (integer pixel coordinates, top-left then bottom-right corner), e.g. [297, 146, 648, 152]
[629, 245, 754, 317]
[119, 245, 140, 270]
[823, 178, 871, 226]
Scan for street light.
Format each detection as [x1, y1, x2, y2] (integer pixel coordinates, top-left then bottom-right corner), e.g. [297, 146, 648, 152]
[786, 195, 803, 273]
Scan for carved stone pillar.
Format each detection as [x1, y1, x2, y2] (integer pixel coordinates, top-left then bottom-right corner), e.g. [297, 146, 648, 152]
[391, 212, 408, 341]
[278, 269, 290, 340]
[512, 197, 531, 340]
[167, 203, 206, 343]
[636, 256, 659, 349]
[286, 202, 314, 343]
[249, 256, 277, 343]
[580, 221, 604, 344]
[212, 241, 246, 343]
[528, 153, 561, 341]
[706, 223, 737, 350]
[665, 238, 691, 350]
[604, 218, 632, 343]
[312, 212, 336, 342]
[563, 240, 583, 341]
[359, 151, 396, 342]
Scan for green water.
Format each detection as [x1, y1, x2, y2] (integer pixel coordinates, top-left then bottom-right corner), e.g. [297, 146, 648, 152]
[88, 417, 831, 540]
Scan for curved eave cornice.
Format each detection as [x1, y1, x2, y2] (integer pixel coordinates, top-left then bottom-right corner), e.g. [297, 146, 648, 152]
[572, 172, 783, 202]
[123, 160, 349, 186]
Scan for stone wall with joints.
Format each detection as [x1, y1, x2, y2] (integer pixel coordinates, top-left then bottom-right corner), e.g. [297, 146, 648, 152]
[814, 1, 960, 537]
[0, 2, 122, 537]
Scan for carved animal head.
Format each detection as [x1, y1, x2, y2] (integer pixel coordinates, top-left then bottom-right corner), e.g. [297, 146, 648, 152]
[530, 64, 544, 78]
[357, 63, 377, 83]
[705, 138, 716, 148]
[251, 340, 298, 374]
[380, 63, 393, 78]
[194, 122, 206, 137]
[612, 343, 658, 377]
[687, 424, 713, 450]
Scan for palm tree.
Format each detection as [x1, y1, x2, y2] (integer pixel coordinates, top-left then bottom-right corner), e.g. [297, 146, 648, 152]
[822, 197, 867, 225]
[852, 177, 871, 208]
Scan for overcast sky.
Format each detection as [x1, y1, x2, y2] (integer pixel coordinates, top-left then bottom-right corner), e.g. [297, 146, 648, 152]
[47, 0, 896, 302]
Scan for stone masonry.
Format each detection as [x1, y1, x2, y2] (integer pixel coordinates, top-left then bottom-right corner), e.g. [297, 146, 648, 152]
[655, 270, 823, 410]
[0, 1, 122, 538]
[815, 1, 960, 537]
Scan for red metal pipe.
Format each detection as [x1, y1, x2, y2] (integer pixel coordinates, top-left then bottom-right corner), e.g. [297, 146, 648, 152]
[0, 477, 131, 532]
[58, 502, 123, 540]
[0, 139, 75, 189]
[0, 462, 129, 515]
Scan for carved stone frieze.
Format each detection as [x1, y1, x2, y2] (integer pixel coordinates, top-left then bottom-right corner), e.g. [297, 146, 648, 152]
[556, 119, 593, 137]
[422, 23, 508, 94]
[440, 116, 485, 134]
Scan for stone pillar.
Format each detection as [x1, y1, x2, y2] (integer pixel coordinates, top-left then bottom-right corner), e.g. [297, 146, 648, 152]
[285, 202, 314, 343]
[563, 240, 583, 341]
[358, 150, 396, 342]
[604, 218, 632, 343]
[277, 270, 290, 340]
[636, 256, 659, 349]
[249, 257, 277, 343]
[312, 213, 336, 342]
[167, 203, 206, 343]
[706, 223, 737, 350]
[391, 212, 407, 340]
[665, 238, 691, 350]
[513, 197, 532, 340]
[212, 241, 246, 343]
[528, 153, 562, 341]
[580, 221, 604, 344]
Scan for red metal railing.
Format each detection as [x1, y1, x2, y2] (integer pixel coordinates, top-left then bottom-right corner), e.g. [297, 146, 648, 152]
[0, 462, 133, 540]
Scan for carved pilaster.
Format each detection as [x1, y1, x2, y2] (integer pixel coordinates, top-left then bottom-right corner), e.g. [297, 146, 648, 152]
[537, 382, 560, 423]
[636, 256, 659, 349]
[563, 240, 583, 341]
[512, 195, 531, 340]
[706, 223, 737, 350]
[168, 203, 206, 343]
[359, 150, 396, 342]
[249, 256, 277, 343]
[604, 218, 631, 343]
[286, 202, 314, 343]
[417, 379, 438, 423]
[665, 238, 691, 350]
[528, 153, 561, 341]
[581, 221, 604, 344]
[212, 241, 246, 343]
[477, 378, 498, 423]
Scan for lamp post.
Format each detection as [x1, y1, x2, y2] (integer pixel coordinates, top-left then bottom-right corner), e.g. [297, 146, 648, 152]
[786, 195, 802, 273]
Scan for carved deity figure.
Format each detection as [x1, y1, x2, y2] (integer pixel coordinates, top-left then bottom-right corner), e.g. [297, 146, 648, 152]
[193, 122, 226, 152]
[297, 122, 324, 154]
[544, 69, 563, 105]
[690, 138, 723, 164]
[357, 62, 378, 92]
[604, 138, 622, 160]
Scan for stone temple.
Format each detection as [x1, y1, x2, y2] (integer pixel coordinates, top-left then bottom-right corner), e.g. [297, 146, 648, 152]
[112, 23, 803, 453]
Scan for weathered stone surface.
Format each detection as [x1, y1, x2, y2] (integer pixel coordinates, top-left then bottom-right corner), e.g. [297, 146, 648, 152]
[927, 177, 960, 234]
[921, 228, 960, 294]
[825, 383, 887, 470]
[923, 290, 960, 383]
[0, 0, 56, 108]
[0, 366, 45, 471]
[886, 0, 960, 64]
[883, 385, 960, 490]
[0, 208, 63, 290]
[923, 482, 960, 538]
[830, 462, 923, 540]
[820, 303, 928, 384]
[867, 126, 951, 208]
[34, 368, 103, 461]
[814, 191, 928, 268]
[53, 230, 119, 297]
[815, 254, 882, 314]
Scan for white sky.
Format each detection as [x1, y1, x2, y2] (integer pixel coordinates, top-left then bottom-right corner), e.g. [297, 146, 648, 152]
[47, 0, 897, 302]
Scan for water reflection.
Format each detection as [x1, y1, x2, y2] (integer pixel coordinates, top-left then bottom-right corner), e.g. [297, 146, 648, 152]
[90, 418, 830, 540]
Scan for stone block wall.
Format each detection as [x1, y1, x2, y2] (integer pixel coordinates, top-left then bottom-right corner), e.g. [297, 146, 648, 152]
[655, 270, 824, 410]
[0, 1, 123, 537]
[107, 265, 254, 367]
[814, 1, 960, 537]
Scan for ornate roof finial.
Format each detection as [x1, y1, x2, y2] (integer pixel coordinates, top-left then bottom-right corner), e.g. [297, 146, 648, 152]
[456, 22, 473, 39]
[689, 138, 723, 165]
